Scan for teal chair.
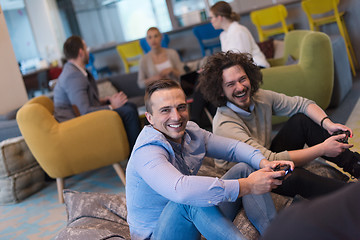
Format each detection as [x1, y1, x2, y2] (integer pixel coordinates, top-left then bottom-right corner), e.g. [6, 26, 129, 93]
[193, 23, 223, 56]
[86, 53, 112, 80]
[139, 33, 170, 53]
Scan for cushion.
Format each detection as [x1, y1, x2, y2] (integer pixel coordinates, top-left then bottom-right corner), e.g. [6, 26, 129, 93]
[273, 40, 285, 59]
[97, 80, 118, 99]
[0, 165, 45, 205]
[0, 136, 38, 177]
[257, 39, 274, 59]
[0, 136, 46, 205]
[55, 190, 130, 240]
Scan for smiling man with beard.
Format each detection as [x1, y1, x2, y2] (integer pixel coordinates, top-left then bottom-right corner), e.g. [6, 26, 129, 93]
[198, 51, 359, 200]
[125, 79, 294, 240]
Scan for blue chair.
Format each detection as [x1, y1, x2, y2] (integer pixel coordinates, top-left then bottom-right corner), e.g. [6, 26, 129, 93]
[86, 53, 112, 80]
[192, 23, 223, 56]
[139, 33, 170, 53]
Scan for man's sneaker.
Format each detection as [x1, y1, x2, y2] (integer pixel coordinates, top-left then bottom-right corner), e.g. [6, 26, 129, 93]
[347, 152, 360, 179]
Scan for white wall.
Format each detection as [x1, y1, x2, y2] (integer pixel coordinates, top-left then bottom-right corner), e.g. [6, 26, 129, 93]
[25, 0, 65, 64]
[0, 5, 28, 114]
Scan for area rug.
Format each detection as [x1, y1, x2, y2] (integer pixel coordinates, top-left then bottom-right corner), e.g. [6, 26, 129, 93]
[0, 165, 125, 239]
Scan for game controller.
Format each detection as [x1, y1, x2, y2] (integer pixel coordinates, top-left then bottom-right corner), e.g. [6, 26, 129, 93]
[272, 164, 292, 180]
[332, 130, 351, 144]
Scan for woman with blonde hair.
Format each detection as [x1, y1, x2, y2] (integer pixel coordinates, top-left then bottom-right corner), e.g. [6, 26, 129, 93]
[210, 1, 269, 68]
[138, 27, 184, 88]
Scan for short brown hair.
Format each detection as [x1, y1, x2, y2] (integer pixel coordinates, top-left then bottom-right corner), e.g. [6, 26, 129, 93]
[210, 1, 240, 22]
[145, 79, 183, 114]
[198, 51, 263, 107]
[63, 36, 84, 60]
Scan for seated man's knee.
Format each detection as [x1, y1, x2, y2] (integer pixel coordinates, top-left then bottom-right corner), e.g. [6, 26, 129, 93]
[222, 162, 254, 180]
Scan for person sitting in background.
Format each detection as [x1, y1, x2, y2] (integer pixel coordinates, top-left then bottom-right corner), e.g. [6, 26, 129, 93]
[137, 27, 185, 89]
[210, 1, 270, 68]
[198, 52, 357, 200]
[53, 36, 141, 149]
[126, 78, 295, 239]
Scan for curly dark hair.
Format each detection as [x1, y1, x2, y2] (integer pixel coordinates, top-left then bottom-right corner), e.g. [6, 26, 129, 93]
[198, 51, 263, 107]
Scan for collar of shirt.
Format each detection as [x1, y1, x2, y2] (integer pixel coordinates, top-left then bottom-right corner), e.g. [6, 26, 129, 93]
[226, 101, 254, 117]
[69, 61, 88, 77]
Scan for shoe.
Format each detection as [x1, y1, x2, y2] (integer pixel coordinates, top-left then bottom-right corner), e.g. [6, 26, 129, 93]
[346, 152, 360, 178]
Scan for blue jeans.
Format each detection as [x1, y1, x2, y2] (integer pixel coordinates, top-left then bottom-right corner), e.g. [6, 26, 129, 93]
[151, 163, 277, 240]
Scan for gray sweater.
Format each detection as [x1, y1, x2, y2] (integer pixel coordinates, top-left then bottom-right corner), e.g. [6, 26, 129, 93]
[213, 89, 314, 169]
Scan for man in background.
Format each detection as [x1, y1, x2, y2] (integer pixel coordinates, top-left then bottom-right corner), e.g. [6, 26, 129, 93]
[53, 36, 141, 149]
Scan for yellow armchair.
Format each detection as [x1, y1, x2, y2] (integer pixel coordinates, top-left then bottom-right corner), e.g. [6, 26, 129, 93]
[16, 96, 130, 203]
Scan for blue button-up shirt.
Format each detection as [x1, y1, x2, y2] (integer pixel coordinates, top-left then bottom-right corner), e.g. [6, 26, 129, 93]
[126, 121, 265, 239]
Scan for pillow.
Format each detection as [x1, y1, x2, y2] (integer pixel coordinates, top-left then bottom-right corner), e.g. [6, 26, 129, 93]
[285, 55, 299, 65]
[273, 40, 285, 59]
[55, 190, 130, 240]
[257, 39, 274, 59]
[63, 190, 128, 224]
[97, 81, 118, 99]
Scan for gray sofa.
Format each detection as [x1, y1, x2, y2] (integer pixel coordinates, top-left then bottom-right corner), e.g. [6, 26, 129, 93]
[0, 109, 22, 142]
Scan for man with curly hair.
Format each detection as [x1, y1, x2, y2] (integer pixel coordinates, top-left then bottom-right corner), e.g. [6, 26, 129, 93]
[198, 51, 359, 198]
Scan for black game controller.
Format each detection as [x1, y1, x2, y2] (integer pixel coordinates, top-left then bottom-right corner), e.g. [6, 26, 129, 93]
[332, 130, 351, 144]
[272, 164, 292, 180]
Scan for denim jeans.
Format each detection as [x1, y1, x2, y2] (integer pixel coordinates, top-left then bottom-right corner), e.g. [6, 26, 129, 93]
[151, 163, 277, 240]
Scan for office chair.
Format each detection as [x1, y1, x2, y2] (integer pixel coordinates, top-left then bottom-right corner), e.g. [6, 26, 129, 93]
[192, 22, 223, 57]
[250, 4, 294, 42]
[139, 33, 170, 53]
[301, 0, 358, 76]
[86, 53, 112, 80]
[116, 40, 144, 73]
[16, 96, 130, 203]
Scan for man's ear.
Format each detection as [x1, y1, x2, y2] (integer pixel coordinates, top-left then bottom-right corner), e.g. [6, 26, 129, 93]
[145, 112, 153, 125]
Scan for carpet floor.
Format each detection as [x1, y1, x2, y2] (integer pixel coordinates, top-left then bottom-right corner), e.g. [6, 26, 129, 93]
[0, 165, 125, 239]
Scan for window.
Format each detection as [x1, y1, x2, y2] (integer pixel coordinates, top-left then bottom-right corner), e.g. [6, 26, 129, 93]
[116, 0, 171, 41]
[0, 0, 39, 70]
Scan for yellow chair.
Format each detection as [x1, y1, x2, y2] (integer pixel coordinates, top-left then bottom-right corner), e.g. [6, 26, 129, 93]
[250, 4, 294, 42]
[16, 96, 130, 203]
[301, 0, 358, 76]
[116, 40, 144, 73]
